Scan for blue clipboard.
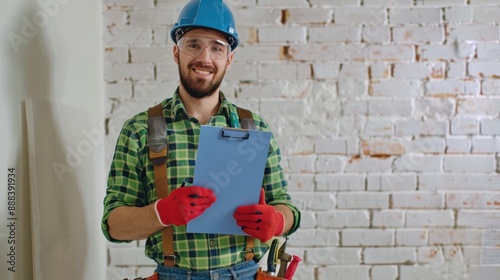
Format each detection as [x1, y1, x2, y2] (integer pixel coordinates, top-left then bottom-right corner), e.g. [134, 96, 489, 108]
[186, 125, 272, 235]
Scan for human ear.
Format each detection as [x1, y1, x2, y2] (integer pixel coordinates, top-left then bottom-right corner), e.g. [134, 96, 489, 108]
[173, 45, 180, 65]
[225, 52, 234, 70]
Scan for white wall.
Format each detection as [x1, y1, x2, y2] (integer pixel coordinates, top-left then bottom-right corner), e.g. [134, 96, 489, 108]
[0, 0, 105, 279]
[103, 1, 500, 280]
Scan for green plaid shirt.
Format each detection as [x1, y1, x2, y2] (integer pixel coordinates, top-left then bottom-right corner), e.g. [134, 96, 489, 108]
[102, 89, 300, 271]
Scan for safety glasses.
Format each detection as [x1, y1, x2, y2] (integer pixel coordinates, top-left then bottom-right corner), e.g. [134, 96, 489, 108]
[177, 37, 231, 60]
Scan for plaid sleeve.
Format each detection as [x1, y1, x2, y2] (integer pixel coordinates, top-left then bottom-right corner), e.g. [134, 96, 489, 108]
[101, 121, 148, 243]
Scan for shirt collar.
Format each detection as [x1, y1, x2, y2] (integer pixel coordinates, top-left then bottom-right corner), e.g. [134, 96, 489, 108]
[170, 87, 232, 122]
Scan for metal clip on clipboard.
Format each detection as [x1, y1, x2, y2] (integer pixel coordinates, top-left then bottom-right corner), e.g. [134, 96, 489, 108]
[221, 127, 250, 140]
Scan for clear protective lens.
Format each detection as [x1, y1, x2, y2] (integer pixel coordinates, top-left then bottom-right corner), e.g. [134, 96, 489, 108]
[177, 37, 231, 60]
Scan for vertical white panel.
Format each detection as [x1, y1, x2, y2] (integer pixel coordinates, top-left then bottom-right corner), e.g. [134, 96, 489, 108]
[26, 99, 106, 280]
[0, 0, 105, 279]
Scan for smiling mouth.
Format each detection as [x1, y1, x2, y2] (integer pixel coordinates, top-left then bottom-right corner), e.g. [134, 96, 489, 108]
[193, 68, 212, 76]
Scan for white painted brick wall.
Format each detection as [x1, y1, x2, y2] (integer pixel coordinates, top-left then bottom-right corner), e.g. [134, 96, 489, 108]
[335, 7, 386, 25]
[392, 26, 444, 44]
[371, 265, 398, 280]
[472, 136, 499, 153]
[364, 248, 417, 264]
[318, 210, 370, 228]
[287, 8, 332, 25]
[390, 8, 442, 25]
[319, 266, 370, 280]
[417, 246, 445, 264]
[406, 210, 455, 227]
[396, 229, 428, 246]
[104, 27, 152, 46]
[342, 229, 395, 246]
[258, 27, 307, 43]
[337, 192, 389, 209]
[482, 80, 500, 95]
[310, 26, 361, 43]
[392, 192, 444, 209]
[366, 173, 417, 191]
[308, 247, 361, 264]
[130, 46, 171, 62]
[428, 228, 483, 245]
[443, 155, 496, 172]
[290, 229, 339, 247]
[102, 1, 500, 279]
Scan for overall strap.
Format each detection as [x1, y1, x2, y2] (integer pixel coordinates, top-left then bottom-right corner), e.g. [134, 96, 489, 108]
[237, 107, 257, 130]
[147, 103, 175, 267]
[147, 104, 257, 266]
[236, 107, 257, 261]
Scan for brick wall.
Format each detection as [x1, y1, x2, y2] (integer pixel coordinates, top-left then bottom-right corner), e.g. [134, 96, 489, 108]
[103, 1, 500, 279]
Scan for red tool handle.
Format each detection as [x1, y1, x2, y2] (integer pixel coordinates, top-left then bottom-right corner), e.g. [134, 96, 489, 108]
[284, 255, 301, 279]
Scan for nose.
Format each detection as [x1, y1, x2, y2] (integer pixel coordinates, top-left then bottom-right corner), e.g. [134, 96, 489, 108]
[197, 46, 212, 61]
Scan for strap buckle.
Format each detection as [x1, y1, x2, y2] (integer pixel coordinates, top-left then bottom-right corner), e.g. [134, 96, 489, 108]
[163, 253, 176, 262]
[163, 253, 176, 266]
[149, 147, 167, 166]
[244, 246, 255, 261]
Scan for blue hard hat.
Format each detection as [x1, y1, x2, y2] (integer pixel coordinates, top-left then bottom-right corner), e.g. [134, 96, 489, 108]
[170, 0, 240, 51]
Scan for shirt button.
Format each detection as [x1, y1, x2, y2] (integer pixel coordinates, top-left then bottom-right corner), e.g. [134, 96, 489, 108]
[209, 240, 216, 247]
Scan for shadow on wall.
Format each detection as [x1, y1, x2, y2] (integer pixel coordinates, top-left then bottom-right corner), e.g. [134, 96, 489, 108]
[1, 3, 34, 279]
[5, 2, 88, 280]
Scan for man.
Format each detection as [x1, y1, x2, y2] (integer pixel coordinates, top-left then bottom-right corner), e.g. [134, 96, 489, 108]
[101, 0, 301, 279]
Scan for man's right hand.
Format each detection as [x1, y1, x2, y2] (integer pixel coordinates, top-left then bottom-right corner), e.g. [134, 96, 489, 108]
[155, 186, 216, 226]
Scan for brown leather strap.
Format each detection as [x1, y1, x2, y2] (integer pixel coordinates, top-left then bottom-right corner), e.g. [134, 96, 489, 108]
[148, 104, 257, 266]
[148, 103, 175, 267]
[236, 106, 252, 120]
[237, 107, 257, 262]
[244, 234, 255, 261]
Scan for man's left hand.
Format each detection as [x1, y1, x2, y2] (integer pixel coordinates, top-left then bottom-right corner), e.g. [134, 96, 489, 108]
[233, 189, 285, 243]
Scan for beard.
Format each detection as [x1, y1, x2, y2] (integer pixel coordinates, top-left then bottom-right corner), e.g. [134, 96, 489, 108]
[179, 60, 227, 99]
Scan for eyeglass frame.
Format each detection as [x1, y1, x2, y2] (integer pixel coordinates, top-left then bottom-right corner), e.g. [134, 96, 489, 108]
[176, 36, 232, 60]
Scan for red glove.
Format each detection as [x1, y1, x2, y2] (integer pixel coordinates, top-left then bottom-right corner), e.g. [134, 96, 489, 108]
[233, 189, 285, 243]
[155, 186, 216, 226]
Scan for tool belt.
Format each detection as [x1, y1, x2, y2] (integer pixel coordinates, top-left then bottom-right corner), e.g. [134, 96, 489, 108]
[256, 269, 286, 280]
[255, 268, 290, 280]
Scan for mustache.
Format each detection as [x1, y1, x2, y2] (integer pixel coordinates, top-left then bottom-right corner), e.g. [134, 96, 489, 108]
[188, 62, 215, 72]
